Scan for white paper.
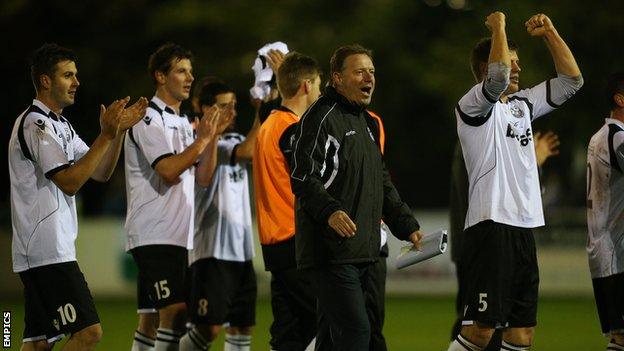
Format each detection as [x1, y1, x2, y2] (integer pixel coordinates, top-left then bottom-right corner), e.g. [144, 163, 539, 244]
[395, 229, 448, 269]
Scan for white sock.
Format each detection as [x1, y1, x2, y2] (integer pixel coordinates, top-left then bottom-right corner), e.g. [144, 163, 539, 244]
[155, 328, 183, 351]
[501, 340, 530, 350]
[224, 334, 251, 351]
[132, 330, 155, 351]
[608, 340, 624, 351]
[448, 334, 482, 351]
[179, 328, 211, 351]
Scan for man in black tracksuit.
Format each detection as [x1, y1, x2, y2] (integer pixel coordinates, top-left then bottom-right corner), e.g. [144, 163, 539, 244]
[289, 44, 422, 350]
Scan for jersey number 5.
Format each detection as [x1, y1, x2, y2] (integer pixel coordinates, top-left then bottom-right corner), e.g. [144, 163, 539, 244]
[478, 293, 488, 312]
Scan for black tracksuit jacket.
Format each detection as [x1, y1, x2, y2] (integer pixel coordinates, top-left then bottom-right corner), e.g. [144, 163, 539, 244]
[289, 86, 419, 268]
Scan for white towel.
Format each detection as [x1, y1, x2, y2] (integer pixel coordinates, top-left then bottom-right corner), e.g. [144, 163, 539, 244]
[250, 41, 289, 100]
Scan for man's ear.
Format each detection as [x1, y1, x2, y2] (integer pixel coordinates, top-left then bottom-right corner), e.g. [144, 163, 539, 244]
[40, 74, 51, 90]
[303, 80, 311, 94]
[155, 70, 166, 85]
[331, 72, 342, 86]
[615, 93, 624, 108]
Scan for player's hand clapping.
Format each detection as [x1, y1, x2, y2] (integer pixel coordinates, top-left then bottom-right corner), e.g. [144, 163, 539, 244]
[118, 97, 149, 131]
[197, 105, 220, 143]
[99, 97, 130, 140]
[525, 13, 555, 37]
[328, 210, 357, 238]
[534, 131, 560, 166]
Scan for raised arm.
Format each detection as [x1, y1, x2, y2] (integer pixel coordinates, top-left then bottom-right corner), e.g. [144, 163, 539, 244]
[233, 112, 261, 162]
[195, 106, 233, 187]
[525, 14, 581, 78]
[483, 11, 511, 102]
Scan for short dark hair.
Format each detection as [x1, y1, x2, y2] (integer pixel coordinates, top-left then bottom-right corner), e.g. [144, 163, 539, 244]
[330, 44, 373, 76]
[470, 37, 519, 82]
[30, 43, 77, 92]
[607, 72, 624, 110]
[148, 43, 193, 85]
[277, 52, 321, 99]
[195, 77, 234, 107]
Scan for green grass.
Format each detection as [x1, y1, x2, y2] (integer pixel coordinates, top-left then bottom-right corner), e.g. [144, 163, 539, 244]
[1, 296, 605, 350]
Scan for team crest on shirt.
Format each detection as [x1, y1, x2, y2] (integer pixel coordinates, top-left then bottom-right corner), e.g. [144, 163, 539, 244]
[143, 115, 152, 125]
[509, 102, 524, 119]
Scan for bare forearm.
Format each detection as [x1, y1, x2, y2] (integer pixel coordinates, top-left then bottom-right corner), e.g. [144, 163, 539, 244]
[53, 134, 113, 195]
[489, 28, 510, 67]
[544, 29, 581, 77]
[155, 138, 209, 184]
[196, 139, 218, 187]
[235, 116, 261, 162]
[92, 131, 125, 182]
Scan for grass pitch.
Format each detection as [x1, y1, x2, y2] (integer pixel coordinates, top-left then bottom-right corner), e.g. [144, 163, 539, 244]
[2, 296, 604, 350]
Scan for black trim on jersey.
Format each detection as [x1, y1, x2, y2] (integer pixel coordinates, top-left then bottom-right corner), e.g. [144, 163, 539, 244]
[455, 104, 493, 127]
[151, 153, 174, 169]
[545, 79, 561, 109]
[60, 116, 76, 139]
[507, 96, 534, 120]
[470, 130, 497, 194]
[148, 101, 163, 115]
[608, 124, 624, 173]
[18, 105, 49, 162]
[481, 81, 498, 104]
[230, 144, 240, 166]
[128, 127, 140, 149]
[45, 164, 71, 179]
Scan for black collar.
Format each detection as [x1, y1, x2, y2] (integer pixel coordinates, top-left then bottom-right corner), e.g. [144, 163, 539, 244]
[324, 86, 366, 115]
[276, 105, 296, 115]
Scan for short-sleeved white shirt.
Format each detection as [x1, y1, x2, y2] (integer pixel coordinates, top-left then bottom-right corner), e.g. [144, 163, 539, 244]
[586, 118, 624, 278]
[190, 133, 254, 264]
[456, 81, 560, 229]
[124, 96, 195, 251]
[9, 99, 89, 272]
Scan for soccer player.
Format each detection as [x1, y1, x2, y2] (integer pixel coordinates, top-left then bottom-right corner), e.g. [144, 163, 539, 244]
[586, 72, 624, 351]
[252, 51, 321, 350]
[179, 78, 260, 351]
[449, 131, 560, 351]
[124, 43, 218, 351]
[9, 43, 147, 351]
[289, 44, 422, 350]
[448, 12, 583, 351]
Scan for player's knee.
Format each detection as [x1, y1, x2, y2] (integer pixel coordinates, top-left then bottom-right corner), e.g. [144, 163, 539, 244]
[75, 324, 103, 346]
[503, 327, 534, 346]
[229, 326, 253, 335]
[461, 324, 495, 348]
[25, 340, 52, 351]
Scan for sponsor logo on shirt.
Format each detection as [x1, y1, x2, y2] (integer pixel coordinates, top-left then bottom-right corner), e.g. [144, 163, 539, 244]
[506, 124, 532, 147]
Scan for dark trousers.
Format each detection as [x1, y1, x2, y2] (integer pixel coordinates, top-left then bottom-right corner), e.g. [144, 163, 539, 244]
[315, 258, 387, 351]
[309, 263, 380, 351]
[270, 267, 317, 351]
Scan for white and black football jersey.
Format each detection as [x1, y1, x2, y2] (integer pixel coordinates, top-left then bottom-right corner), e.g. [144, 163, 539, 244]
[586, 118, 624, 278]
[9, 99, 89, 272]
[456, 77, 578, 229]
[124, 96, 195, 251]
[190, 133, 254, 264]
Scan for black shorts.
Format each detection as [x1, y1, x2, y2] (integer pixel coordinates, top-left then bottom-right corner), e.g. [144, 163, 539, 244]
[19, 261, 100, 343]
[130, 245, 188, 312]
[459, 220, 539, 328]
[188, 258, 257, 326]
[592, 272, 624, 335]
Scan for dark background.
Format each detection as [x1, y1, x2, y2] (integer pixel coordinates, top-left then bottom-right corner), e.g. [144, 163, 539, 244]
[2, 0, 623, 225]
